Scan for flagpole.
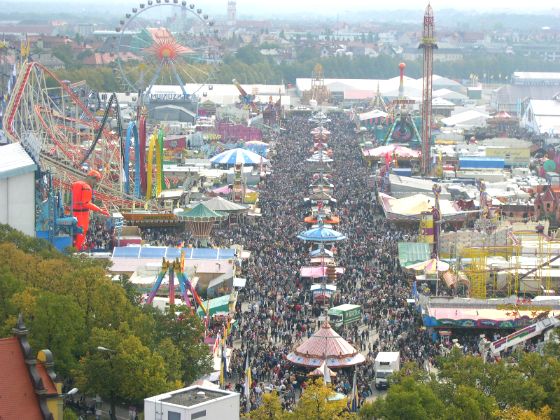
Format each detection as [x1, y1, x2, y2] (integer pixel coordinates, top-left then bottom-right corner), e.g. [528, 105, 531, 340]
[244, 350, 252, 413]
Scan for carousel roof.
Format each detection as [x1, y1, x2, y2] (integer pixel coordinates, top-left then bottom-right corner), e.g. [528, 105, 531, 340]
[309, 178, 334, 188]
[297, 222, 346, 242]
[307, 151, 334, 163]
[308, 191, 335, 201]
[178, 203, 225, 221]
[287, 322, 365, 368]
[202, 196, 249, 212]
[311, 127, 331, 135]
[309, 248, 334, 258]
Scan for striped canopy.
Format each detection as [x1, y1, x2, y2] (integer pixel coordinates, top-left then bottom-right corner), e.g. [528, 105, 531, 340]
[210, 148, 268, 166]
[297, 223, 346, 243]
[405, 258, 449, 273]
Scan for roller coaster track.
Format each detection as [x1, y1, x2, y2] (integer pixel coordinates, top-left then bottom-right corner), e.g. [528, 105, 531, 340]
[1, 61, 150, 211]
[80, 92, 122, 165]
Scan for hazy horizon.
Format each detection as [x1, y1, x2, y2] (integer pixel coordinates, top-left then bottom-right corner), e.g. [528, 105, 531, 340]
[3, 0, 560, 17]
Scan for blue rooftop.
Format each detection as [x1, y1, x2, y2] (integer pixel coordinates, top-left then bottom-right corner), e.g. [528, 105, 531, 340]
[112, 246, 236, 260]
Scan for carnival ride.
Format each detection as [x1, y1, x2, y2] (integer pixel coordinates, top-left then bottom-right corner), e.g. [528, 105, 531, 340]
[179, 202, 225, 246]
[112, 1, 218, 100]
[301, 64, 330, 106]
[146, 256, 207, 313]
[72, 177, 110, 250]
[419, 4, 437, 176]
[232, 78, 258, 114]
[2, 61, 150, 211]
[383, 63, 422, 148]
[488, 313, 560, 356]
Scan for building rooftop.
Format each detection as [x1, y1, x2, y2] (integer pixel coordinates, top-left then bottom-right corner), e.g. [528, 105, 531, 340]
[0, 143, 37, 180]
[148, 386, 237, 407]
[513, 71, 560, 81]
[0, 337, 43, 420]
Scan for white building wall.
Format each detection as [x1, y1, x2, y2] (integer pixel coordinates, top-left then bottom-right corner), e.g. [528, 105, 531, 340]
[0, 172, 35, 236]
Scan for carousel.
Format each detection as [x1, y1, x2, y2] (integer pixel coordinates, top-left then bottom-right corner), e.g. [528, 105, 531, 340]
[304, 201, 340, 225]
[287, 321, 366, 368]
[178, 202, 225, 246]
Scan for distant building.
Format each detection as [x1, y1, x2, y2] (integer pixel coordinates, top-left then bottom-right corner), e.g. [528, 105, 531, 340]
[512, 72, 560, 86]
[521, 98, 560, 136]
[0, 315, 64, 420]
[490, 85, 560, 115]
[144, 386, 240, 420]
[227, 1, 236, 26]
[76, 23, 95, 38]
[33, 53, 65, 70]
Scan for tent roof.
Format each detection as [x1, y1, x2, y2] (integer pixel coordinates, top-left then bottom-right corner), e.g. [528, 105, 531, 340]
[179, 203, 225, 220]
[297, 224, 346, 242]
[202, 196, 249, 212]
[287, 322, 365, 368]
[397, 242, 431, 266]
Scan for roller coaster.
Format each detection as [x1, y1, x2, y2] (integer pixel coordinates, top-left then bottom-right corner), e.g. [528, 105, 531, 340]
[2, 61, 165, 211]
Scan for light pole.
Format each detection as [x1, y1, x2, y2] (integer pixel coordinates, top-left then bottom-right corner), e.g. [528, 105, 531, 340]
[97, 346, 117, 420]
[62, 387, 79, 418]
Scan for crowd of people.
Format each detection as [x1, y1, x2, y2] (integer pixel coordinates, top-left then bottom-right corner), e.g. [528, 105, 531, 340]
[90, 111, 487, 411]
[205, 112, 448, 412]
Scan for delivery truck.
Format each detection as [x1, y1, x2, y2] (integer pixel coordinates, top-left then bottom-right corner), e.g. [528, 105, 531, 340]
[327, 304, 362, 328]
[374, 351, 400, 390]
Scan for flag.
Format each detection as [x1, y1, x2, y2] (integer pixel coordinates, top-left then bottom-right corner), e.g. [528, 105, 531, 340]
[164, 176, 171, 189]
[212, 333, 220, 355]
[244, 352, 252, 412]
[350, 367, 359, 412]
[384, 151, 391, 166]
[219, 342, 227, 388]
[320, 360, 331, 384]
[7, 64, 16, 97]
[225, 318, 232, 340]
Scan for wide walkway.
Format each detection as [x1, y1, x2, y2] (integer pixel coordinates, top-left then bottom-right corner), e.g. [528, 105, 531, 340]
[210, 112, 435, 412]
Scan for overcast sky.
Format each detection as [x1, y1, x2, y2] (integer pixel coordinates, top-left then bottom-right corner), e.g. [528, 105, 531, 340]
[234, 0, 559, 13]
[10, 0, 560, 16]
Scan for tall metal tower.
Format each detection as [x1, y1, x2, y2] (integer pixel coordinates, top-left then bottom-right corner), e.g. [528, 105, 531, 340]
[419, 3, 437, 176]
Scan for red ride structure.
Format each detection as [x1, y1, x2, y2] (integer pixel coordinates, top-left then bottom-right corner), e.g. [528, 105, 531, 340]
[72, 176, 110, 250]
[419, 3, 437, 176]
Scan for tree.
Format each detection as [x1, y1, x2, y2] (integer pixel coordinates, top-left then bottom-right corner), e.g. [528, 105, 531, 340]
[370, 377, 445, 420]
[289, 379, 351, 420]
[75, 328, 172, 419]
[445, 385, 497, 420]
[150, 306, 213, 384]
[9, 289, 85, 374]
[0, 268, 23, 327]
[497, 405, 551, 420]
[245, 391, 283, 420]
[52, 44, 76, 68]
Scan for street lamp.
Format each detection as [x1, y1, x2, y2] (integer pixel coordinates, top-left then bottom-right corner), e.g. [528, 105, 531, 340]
[62, 387, 79, 419]
[96, 346, 117, 420]
[97, 346, 116, 353]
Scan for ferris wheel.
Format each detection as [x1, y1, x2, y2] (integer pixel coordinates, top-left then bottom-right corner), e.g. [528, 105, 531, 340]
[112, 0, 219, 101]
